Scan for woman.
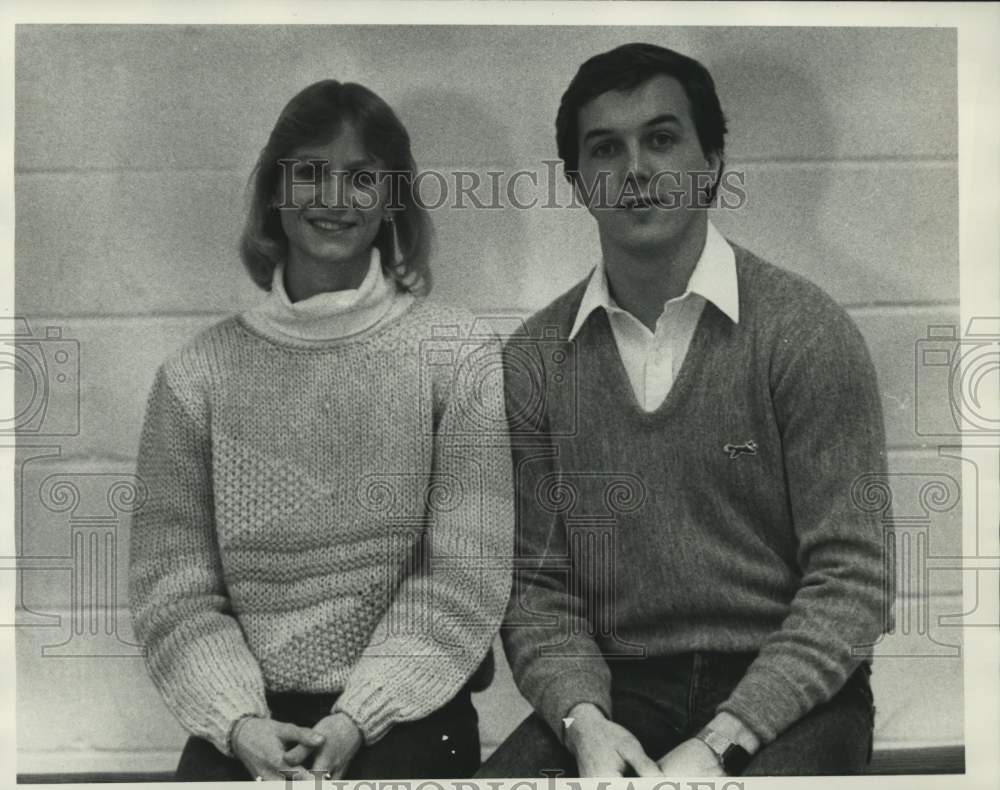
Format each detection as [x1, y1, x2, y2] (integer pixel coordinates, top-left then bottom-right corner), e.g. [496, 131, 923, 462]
[129, 80, 513, 781]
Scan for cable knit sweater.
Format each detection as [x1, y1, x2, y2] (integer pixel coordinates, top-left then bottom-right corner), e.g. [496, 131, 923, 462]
[128, 289, 514, 756]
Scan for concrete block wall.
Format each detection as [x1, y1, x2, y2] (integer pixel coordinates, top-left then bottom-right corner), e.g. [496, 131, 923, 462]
[13, 25, 965, 774]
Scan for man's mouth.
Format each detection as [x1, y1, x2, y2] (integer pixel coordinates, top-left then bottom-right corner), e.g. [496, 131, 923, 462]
[619, 196, 654, 210]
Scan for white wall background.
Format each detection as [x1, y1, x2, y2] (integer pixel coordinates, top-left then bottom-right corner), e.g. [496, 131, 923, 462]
[13, 25, 965, 774]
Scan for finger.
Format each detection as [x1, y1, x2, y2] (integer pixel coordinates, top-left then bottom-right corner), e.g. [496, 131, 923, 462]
[578, 755, 623, 778]
[282, 744, 314, 766]
[274, 765, 311, 782]
[277, 722, 325, 748]
[620, 742, 661, 777]
[311, 748, 347, 780]
[258, 766, 297, 782]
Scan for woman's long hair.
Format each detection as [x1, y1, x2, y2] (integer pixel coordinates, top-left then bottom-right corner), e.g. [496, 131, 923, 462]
[240, 80, 433, 295]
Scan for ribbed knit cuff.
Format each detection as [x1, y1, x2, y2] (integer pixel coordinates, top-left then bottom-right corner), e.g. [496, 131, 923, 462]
[536, 670, 612, 741]
[333, 679, 398, 744]
[179, 686, 271, 757]
[715, 667, 806, 744]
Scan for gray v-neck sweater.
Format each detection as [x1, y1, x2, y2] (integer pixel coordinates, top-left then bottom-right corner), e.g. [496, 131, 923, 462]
[501, 244, 890, 743]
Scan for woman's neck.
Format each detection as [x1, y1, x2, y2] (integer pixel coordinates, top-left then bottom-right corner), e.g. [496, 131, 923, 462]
[283, 249, 372, 302]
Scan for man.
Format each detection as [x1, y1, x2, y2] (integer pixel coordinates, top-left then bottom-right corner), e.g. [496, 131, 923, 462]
[480, 43, 888, 777]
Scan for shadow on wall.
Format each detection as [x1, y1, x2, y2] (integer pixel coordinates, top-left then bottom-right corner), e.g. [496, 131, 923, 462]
[709, 52, 948, 305]
[394, 89, 531, 313]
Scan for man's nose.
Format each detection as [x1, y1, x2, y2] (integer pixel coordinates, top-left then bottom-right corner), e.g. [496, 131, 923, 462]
[625, 142, 653, 183]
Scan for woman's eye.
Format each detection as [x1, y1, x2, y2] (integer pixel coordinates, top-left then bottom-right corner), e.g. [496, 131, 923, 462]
[292, 163, 318, 180]
[353, 169, 377, 188]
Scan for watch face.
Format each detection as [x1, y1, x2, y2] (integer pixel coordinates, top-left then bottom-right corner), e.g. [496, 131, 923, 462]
[722, 743, 752, 775]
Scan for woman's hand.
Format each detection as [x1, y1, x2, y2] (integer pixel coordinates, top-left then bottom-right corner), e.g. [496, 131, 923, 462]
[231, 716, 325, 781]
[283, 713, 362, 779]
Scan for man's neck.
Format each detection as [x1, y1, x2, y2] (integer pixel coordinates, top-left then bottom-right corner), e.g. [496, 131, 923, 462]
[602, 216, 708, 332]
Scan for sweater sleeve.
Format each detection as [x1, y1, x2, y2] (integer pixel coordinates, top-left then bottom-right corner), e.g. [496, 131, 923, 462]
[497, 335, 614, 739]
[129, 366, 270, 755]
[333, 333, 515, 743]
[716, 302, 892, 742]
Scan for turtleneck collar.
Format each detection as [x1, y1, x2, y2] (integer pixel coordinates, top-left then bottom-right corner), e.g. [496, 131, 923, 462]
[243, 248, 413, 344]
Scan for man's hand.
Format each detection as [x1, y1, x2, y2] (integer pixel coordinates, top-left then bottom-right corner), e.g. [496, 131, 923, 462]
[656, 738, 726, 777]
[231, 716, 324, 781]
[564, 703, 661, 777]
[283, 712, 362, 779]
[657, 712, 760, 777]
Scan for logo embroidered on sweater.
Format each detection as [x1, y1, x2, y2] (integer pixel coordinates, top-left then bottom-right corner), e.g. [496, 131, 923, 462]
[724, 439, 758, 459]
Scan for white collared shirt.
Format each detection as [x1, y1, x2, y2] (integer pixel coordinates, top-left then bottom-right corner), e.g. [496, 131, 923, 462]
[568, 222, 740, 412]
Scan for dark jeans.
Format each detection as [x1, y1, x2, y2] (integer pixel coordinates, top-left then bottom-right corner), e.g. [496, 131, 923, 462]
[478, 652, 875, 777]
[176, 688, 481, 781]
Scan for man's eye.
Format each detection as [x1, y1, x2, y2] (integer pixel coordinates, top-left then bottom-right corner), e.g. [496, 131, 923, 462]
[650, 131, 675, 148]
[591, 141, 617, 158]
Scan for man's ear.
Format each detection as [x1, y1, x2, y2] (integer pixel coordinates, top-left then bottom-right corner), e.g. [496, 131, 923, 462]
[703, 151, 724, 207]
[706, 151, 722, 176]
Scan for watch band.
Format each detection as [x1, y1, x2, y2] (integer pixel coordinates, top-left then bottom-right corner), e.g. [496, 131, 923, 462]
[696, 726, 753, 776]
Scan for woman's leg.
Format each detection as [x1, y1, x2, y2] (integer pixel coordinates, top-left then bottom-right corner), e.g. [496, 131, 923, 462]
[175, 736, 252, 781]
[346, 689, 482, 779]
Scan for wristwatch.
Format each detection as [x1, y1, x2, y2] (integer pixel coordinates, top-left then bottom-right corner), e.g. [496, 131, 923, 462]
[695, 726, 753, 776]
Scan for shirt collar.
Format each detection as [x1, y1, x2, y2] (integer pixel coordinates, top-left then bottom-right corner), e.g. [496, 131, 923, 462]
[247, 248, 402, 342]
[568, 221, 739, 340]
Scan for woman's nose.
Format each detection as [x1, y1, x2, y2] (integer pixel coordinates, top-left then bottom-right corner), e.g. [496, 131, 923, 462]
[323, 171, 351, 209]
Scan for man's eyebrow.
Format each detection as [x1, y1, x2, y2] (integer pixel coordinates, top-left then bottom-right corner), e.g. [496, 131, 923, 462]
[644, 113, 682, 127]
[581, 127, 617, 144]
[581, 114, 683, 143]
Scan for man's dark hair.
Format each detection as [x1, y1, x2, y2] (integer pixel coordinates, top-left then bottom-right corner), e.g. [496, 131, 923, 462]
[556, 43, 728, 181]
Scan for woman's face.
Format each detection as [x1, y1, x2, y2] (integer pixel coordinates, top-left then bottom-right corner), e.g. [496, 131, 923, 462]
[276, 122, 389, 273]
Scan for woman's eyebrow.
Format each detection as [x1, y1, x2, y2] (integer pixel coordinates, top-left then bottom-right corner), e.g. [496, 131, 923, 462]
[286, 154, 378, 168]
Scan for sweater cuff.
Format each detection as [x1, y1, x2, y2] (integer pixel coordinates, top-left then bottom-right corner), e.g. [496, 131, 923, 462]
[204, 692, 272, 757]
[333, 679, 398, 744]
[537, 670, 613, 741]
[715, 666, 807, 744]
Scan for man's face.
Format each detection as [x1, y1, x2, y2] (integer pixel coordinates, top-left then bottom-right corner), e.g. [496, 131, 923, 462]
[575, 74, 719, 257]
